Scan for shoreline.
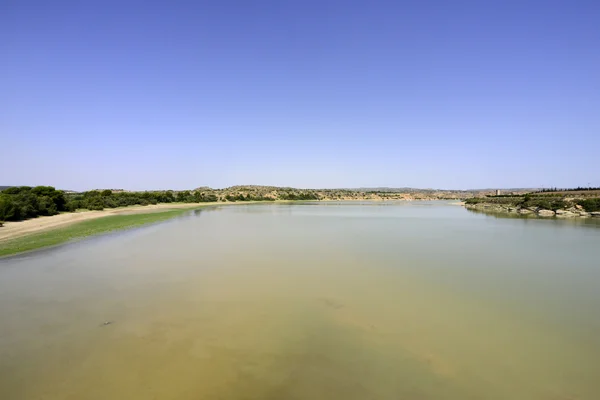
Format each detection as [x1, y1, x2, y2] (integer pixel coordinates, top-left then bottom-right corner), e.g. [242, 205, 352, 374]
[0, 202, 213, 242]
[0, 200, 300, 257]
[464, 202, 600, 218]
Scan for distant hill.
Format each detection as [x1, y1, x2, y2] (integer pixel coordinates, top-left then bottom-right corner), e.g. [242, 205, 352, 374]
[465, 188, 537, 192]
[353, 187, 538, 193]
[351, 187, 438, 193]
[1, 184, 537, 200]
[185, 185, 485, 201]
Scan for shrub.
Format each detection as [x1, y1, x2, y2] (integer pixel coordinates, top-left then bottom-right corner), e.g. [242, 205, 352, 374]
[579, 198, 600, 212]
[519, 197, 570, 211]
[465, 198, 485, 205]
[66, 200, 81, 212]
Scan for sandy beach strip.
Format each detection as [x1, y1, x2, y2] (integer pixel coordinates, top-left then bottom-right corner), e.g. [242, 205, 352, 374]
[0, 203, 212, 242]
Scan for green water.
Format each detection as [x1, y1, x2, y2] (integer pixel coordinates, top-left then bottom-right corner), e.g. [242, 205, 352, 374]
[1, 202, 599, 399]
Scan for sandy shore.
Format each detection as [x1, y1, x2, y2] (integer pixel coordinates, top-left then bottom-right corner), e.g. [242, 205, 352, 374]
[0, 203, 212, 242]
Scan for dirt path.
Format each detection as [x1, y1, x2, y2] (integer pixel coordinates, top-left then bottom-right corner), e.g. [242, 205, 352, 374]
[0, 203, 212, 242]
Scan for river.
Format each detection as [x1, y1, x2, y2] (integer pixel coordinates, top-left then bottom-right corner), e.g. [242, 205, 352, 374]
[1, 202, 599, 399]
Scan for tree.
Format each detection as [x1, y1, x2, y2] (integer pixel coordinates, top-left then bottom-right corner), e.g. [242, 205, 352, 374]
[38, 195, 58, 216]
[2, 186, 31, 195]
[86, 197, 105, 210]
[0, 195, 20, 221]
[177, 190, 192, 202]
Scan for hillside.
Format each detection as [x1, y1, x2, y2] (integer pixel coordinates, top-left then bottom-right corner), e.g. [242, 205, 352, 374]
[199, 185, 488, 201]
[465, 189, 600, 217]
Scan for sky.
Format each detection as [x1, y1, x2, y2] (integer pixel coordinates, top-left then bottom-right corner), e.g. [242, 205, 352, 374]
[1, 0, 599, 190]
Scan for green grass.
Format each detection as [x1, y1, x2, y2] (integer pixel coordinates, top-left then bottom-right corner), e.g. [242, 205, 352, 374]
[0, 209, 193, 257]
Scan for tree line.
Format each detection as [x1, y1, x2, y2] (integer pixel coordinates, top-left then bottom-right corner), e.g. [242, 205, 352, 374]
[0, 187, 219, 222]
[67, 189, 218, 211]
[0, 186, 321, 223]
[221, 192, 319, 201]
[0, 186, 68, 222]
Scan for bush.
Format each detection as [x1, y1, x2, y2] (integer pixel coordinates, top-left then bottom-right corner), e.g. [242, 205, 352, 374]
[579, 198, 600, 212]
[85, 197, 105, 210]
[465, 198, 485, 205]
[519, 197, 570, 211]
[66, 200, 81, 212]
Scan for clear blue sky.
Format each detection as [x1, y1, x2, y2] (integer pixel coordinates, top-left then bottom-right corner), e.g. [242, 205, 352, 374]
[2, 1, 599, 190]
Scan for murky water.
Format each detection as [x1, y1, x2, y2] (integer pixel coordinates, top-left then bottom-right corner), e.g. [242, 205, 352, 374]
[1, 202, 599, 399]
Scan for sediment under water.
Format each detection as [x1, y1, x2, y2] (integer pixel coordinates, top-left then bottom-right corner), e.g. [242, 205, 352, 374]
[1, 202, 599, 399]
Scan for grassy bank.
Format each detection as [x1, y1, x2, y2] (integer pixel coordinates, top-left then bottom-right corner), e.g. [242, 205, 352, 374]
[0, 208, 194, 257]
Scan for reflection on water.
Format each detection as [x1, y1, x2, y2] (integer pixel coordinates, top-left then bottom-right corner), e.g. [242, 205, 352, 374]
[1, 202, 599, 399]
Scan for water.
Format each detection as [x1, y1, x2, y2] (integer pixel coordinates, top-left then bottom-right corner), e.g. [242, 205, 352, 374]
[1, 202, 599, 399]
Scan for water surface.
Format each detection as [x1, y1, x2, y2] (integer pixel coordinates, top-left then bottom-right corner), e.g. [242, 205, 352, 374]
[1, 202, 599, 399]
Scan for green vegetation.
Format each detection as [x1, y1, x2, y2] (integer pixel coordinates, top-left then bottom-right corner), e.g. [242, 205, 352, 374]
[66, 189, 219, 211]
[519, 196, 570, 211]
[219, 186, 320, 201]
[0, 187, 219, 222]
[466, 193, 600, 212]
[0, 185, 324, 222]
[0, 209, 192, 257]
[277, 192, 319, 200]
[535, 187, 600, 193]
[485, 194, 525, 198]
[1, 184, 493, 223]
[224, 193, 275, 202]
[221, 191, 317, 201]
[579, 198, 600, 212]
[465, 197, 517, 205]
[0, 186, 68, 221]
